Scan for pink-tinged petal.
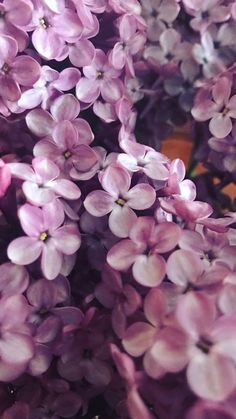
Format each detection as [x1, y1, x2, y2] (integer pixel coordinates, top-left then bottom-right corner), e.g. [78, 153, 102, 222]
[51, 307, 83, 331]
[5, 0, 33, 25]
[93, 100, 117, 123]
[27, 278, 56, 309]
[129, 216, 155, 245]
[187, 353, 236, 401]
[118, 153, 138, 171]
[26, 109, 54, 137]
[173, 200, 213, 222]
[51, 94, 80, 122]
[144, 288, 167, 327]
[18, 88, 43, 109]
[0, 294, 30, 326]
[0, 332, 34, 364]
[212, 76, 231, 106]
[7, 237, 42, 265]
[179, 179, 197, 200]
[101, 79, 123, 103]
[110, 344, 136, 384]
[209, 114, 232, 138]
[227, 95, 236, 118]
[33, 140, 59, 159]
[53, 8, 83, 39]
[107, 239, 141, 271]
[122, 322, 156, 357]
[218, 284, 236, 315]
[51, 224, 81, 255]
[69, 39, 95, 67]
[0, 34, 17, 62]
[70, 145, 98, 174]
[0, 163, 11, 197]
[0, 263, 29, 296]
[132, 254, 166, 287]
[52, 68, 80, 91]
[73, 118, 94, 144]
[149, 327, 189, 372]
[0, 360, 27, 382]
[32, 27, 63, 60]
[167, 249, 204, 287]
[28, 343, 52, 376]
[36, 315, 61, 343]
[76, 77, 100, 103]
[143, 350, 166, 379]
[10, 56, 41, 86]
[170, 158, 185, 181]
[43, 0, 65, 13]
[152, 222, 181, 253]
[18, 204, 44, 236]
[43, 200, 65, 231]
[32, 157, 59, 182]
[52, 120, 78, 150]
[50, 179, 81, 200]
[41, 240, 62, 280]
[126, 184, 156, 210]
[144, 161, 169, 180]
[109, 205, 137, 238]
[101, 165, 131, 196]
[22, 182, 54, 206]
[0, 74, 21, 101]
[191, 100, 217, 121]
[176, 291, 216, 338]
[84, 190, 114, 216]
[7, 162, 35, 181]
[110, 42, 126, 69]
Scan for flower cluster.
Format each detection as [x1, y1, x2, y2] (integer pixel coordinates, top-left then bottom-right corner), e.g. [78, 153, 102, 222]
[0, 0, 235, 418]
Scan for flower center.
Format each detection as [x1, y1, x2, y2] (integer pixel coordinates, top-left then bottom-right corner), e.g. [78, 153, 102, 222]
[196, 337, 212, 354]
[1, 63, 9, 74]
[64, 150, 72, 159]
[39, 17, 49, 29]
[222, 107, 229, 117]
[116, 198, 126, 206]
[40, 231, 48, 241]
[97, 71, 104, 80]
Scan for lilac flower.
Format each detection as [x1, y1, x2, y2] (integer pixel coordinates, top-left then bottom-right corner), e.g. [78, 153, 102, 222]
[8, 156, 81, 205]
[76, 49, 123, 104]
[7, 202, 81, 279]
[110, 14, 146, 76]
[84, 164, 156, 238]
[107, 216, 181, 286]
[192, 31, 226, 78]
[0, 34, 41, 103]
[26, 0, 83, 60]
[192, 77, 236, 138]
[0, 0, 32, 51]
[18, 66, 81, 110]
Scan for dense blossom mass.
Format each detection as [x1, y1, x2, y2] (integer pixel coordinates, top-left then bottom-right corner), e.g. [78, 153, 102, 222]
[0, 0, 235, 418]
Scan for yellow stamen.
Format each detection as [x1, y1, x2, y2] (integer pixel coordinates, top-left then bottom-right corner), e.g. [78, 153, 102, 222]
[116, 198, 126, 206]
[64, 150, 72, 159]
[40, 232, 48, 241]
[223, 107, 229, 116]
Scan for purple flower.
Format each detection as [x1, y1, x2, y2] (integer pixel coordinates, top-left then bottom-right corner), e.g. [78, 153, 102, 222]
[0, 34, 41, 102]
[84, 164, 156, 238]
[76, 49, 123, 104]
[8, 156, 81, 205]
[183, 0, 231, 32]
[141, 0, 180, 41]
[26, 0, 83, 60]
[192, 77, 236, 138]
[107, 216, 181, 286]
[18, 66, 81, 110]
[7, 202, 81, 279]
